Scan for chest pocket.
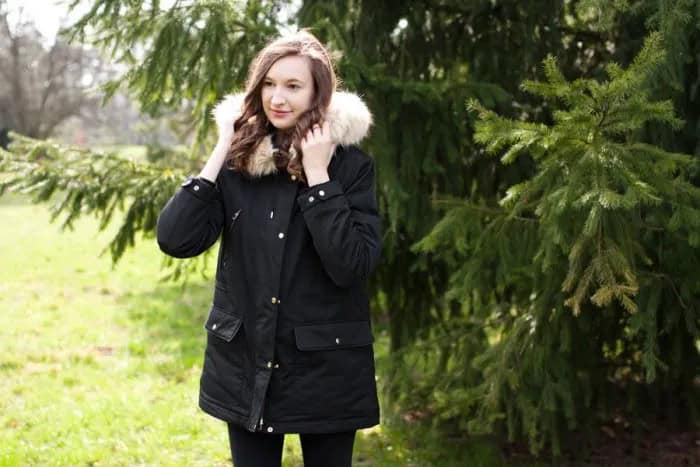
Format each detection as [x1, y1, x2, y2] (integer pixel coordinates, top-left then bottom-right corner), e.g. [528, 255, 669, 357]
[222, 208, 242, 268]
[227, 208, 242, 233]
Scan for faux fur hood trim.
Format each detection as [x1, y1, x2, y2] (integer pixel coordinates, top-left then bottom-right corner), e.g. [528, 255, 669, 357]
[211, 91, 372, 177]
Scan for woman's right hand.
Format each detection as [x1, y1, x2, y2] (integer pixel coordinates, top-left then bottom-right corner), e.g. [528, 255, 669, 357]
[198, 123, 234, 183]
[217, 120, 235, 147]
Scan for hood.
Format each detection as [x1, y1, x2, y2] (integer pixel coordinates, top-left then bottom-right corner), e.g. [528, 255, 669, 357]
[211, 91, 373, 177]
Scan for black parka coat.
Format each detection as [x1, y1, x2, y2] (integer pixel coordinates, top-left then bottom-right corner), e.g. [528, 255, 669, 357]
[156, 91, 382, 434]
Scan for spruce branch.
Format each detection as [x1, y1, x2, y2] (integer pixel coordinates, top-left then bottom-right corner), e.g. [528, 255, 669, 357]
[469, 32, 698, 317]
[0, 132, 204, 269]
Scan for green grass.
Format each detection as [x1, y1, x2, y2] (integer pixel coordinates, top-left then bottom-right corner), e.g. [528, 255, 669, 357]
[0, 193, 523, 466]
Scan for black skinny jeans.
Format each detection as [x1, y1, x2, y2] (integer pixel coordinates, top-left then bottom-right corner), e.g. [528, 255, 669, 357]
[227, 423, 356, 467]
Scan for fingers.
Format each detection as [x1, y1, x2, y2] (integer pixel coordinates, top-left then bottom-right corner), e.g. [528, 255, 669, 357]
[310, 121, 330, 139]
[302, 121, 330, 146]
[311, 122, 322, 139]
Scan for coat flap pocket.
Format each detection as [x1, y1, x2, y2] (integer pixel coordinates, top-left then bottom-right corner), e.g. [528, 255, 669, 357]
[294, 321, 374, 351]
[204, 306, 242, 342]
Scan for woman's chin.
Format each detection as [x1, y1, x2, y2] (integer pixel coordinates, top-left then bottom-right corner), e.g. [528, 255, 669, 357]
[270, 121, 296, 130]
[265, 113, 297, 130]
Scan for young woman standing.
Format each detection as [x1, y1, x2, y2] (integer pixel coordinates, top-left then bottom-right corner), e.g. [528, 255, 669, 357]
[156, 30, 382, 467]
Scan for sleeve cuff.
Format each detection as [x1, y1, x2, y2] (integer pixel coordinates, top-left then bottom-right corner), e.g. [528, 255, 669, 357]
[180, 176, 220, 202]
[296, 180, 344, 212]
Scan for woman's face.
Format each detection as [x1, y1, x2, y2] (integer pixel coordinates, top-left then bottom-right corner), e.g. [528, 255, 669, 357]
[261, 55, 315, 130]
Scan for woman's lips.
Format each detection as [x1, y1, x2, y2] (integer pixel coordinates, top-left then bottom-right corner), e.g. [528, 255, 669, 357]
[271, 110, 291, 117]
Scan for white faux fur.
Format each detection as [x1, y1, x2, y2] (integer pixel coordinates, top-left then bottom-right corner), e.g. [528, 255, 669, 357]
[211, 91, 373, 177]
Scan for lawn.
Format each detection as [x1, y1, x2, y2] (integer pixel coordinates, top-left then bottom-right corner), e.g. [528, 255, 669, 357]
[0, 193, 519, 466]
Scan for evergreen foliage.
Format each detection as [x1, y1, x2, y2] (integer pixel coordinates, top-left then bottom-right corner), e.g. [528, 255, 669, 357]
[65, 0, 279, 150]
[0, 133, 210, 282]
[407, 33, 700, 454]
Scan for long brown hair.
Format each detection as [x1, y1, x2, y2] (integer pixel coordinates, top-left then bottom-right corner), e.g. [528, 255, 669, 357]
[225, 30, 337, 182]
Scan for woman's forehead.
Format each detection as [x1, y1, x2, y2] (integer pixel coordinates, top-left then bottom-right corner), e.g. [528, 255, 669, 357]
[266, 55, 312, 81]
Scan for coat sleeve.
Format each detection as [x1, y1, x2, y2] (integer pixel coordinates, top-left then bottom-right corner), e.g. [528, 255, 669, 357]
[156, 176, 225, 258]
[296, 151, 382, 288]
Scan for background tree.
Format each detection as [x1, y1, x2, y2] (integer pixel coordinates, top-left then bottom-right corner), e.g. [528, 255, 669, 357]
[413, 32, 700, 454]
[0, 2, 108, 139]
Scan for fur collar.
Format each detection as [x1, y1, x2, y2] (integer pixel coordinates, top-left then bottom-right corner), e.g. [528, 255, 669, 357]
[212, 91, 372, 177]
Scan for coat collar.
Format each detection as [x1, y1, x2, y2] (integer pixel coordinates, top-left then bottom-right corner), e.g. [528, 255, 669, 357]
[212, 91, 372, 177]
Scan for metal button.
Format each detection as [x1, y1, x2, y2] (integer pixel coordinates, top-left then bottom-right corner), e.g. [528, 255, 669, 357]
[212, 323, 218, 330]
[267, 361, 272, 368]
[193, 185, 200, 191]
[270, 211, 274, 219]
[291, 175, 297, 181]
[278, 232, 284, 239]
[274, 363, 279, 368]
[319, 190, 325, 196]
[335, 337, 341, 344]
[271, 297, 277, 304]
[308, 196, 315, 202]
[267, 426, 274, 433]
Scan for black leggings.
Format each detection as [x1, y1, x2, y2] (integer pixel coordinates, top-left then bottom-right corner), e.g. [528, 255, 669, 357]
[227, 423, 356, 467]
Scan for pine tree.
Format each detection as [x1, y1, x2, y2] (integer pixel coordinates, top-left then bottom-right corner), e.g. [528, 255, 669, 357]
[410, 32, 700, 455]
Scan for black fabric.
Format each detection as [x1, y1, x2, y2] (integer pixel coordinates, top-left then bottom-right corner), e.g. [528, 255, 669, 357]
[294, 321, 374, 351]
[156, 144, 382, 434]
[227, 423, 356, 467]
[198, 176, 216, 187]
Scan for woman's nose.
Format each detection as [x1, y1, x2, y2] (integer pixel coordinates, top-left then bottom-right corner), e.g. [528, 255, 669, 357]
[271, 90, 286, 105]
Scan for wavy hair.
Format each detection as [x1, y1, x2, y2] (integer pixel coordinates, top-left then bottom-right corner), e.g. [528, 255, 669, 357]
[225, 30, 337, 182]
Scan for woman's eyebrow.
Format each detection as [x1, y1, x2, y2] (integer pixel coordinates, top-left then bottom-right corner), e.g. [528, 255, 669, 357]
[264, 77, 305, 83]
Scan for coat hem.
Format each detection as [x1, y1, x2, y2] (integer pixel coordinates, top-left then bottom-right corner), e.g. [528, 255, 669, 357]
[199, 391, 380, 434]
[199, 392, 251, 428]
[254, 414, 381, 434]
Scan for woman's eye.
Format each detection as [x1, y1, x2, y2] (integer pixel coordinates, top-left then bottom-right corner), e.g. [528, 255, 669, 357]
[263, 81, 300, 89]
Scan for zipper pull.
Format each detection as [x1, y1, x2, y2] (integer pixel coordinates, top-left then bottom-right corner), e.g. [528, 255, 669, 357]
[228, 209, 242, 232]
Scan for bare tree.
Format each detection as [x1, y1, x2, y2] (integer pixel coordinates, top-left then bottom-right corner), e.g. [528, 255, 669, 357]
[0, 3, 107, 139]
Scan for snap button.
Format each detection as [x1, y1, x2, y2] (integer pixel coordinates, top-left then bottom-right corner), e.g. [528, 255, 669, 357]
[212, 323, 218, 330]
[278, 232, 284, 239]
[274, 363, 279, 368]
[291, 175, 297, 181]
[308, 196, 315, 202]
[267, 361, 272, 368]
[267, 426, 274, 433]
[335, 337, 341, 344]
[271, 297, 277, 304]
[193, 185, 200, 191]
[319, 190, 325, 196]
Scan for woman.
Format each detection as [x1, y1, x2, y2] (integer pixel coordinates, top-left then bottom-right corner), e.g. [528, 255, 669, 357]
[156, 29, 381, 467]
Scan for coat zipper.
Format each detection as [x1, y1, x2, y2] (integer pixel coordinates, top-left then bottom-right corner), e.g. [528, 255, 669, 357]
[228, 209, 242, 233]
[222, 209, 241, 269]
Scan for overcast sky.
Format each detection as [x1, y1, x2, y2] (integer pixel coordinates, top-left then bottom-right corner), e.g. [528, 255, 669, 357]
[7, 0, 66, 40]
[4, 0, 94, 43]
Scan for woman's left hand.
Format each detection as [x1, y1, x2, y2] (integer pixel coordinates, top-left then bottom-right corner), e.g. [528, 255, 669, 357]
[300, 121, 336, 186]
